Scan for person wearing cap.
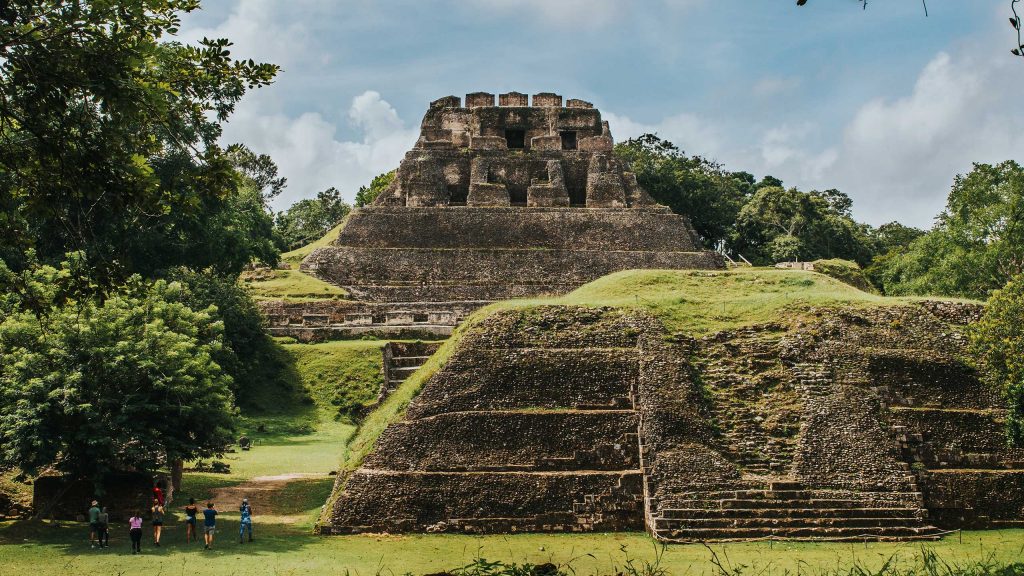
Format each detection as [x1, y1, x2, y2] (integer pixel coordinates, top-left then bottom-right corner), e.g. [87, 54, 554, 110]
[87, 500, 101, 548]
[238, 498, 254, 543]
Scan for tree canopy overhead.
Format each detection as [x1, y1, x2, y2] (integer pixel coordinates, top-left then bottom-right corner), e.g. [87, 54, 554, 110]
[0, 0, 279, 280]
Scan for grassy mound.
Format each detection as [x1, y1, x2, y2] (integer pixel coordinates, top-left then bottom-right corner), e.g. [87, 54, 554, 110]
[331, 267, 978, 522]
[241, 268, 349, 301]
[810, 258, 877, 294]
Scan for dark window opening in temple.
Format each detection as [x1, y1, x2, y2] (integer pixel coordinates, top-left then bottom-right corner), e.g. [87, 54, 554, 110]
[448, 184, 468, 205]
[560, 131, 578, 150]
[505, 129, 525, 149]
[413, 313, 429, 323]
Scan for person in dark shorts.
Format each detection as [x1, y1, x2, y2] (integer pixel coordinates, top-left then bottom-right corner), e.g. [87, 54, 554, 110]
[184, 498, 199, 543]
[202, 502, 218, 550]
[97, 507, 110, 548]
[151, 498, 165, 546]
[87, 500, 101, 549]
[129, 511, 144, 554]
[88, 498, 101, 545]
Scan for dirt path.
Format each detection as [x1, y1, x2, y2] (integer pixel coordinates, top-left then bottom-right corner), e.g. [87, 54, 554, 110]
[208, 472, 329, 525]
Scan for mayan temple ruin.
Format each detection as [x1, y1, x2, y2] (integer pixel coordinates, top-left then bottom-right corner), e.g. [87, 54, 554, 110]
[263, 92, 722, 340]
[306, 93, 1024, 542]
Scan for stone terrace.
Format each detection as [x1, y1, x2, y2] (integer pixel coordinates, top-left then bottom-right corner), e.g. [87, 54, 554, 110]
[321, 302, 1024, 541]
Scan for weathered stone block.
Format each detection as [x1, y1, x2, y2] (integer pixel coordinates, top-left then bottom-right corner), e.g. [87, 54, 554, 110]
[530, 134, 561, 151]
[430, 95, 461, 108]
[585, 154, 627, 208]
[466, 92, 495, 108]
[566, 98, 593, 109]
[499, 91, 529, 106]
[469, 135, 507, 150]
[532, 92, 563, 107]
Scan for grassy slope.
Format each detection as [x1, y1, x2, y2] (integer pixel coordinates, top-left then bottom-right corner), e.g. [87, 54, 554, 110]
[281, 218, 347, 269]
[241, 269, 349, 301]
[242, 218, 349, 301]
[181, 339, 387, 527]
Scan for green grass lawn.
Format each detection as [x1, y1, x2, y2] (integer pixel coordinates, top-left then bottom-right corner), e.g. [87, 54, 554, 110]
[1, 521, 1022, 575]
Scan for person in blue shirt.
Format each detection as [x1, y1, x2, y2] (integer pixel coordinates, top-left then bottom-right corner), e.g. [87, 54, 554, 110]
[238, 498, 254, 543]
[202, 502, 218, 550]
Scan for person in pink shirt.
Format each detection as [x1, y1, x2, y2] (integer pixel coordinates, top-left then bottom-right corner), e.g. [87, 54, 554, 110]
[129, 510, 144, 554]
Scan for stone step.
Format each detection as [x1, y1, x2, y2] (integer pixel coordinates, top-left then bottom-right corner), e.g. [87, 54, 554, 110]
[391, 366, 422, 375]
[673, 489, 922, 501]
[667, 498, 920, 510]
[658, 507, 925, 520]
[655, 525, 940, 541]
[390, 356, 431, 367]
[654, 516, 925, 530]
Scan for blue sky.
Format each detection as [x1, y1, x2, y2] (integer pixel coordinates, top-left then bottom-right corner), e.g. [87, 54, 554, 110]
[179, 1, 1024, 228]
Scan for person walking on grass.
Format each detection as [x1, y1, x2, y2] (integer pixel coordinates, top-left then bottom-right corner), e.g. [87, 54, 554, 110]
[98, 506, 110, 548]
[151, 498, 165, 546]
[238, 498, 254, 543]
[88, 500, 101, 549]
[202, 502, 217, 550]
[184, 498, 199, 543]
[129, 511, 144, 554]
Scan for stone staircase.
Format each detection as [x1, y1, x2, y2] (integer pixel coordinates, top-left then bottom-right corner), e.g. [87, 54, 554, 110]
[701, 330, 801, 478]
[649, 481, 940, 542]
[378, 341, 441, 401]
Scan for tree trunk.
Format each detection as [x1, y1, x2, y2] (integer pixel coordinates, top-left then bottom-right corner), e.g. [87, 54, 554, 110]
[171, 459, 183, 493]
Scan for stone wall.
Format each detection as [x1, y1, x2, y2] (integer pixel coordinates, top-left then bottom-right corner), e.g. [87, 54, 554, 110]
[258, 299, 485, 341]
[303, 207, 721, 303]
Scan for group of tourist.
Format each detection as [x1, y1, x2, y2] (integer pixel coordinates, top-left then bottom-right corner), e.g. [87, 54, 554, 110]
[87, 492, 255, 554]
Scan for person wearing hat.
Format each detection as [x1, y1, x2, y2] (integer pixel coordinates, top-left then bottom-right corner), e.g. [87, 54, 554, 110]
[238, 498, 254, 543]
[87, 500, 101, 549]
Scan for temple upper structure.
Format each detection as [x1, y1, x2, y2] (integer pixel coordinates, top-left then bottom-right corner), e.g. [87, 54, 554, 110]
[301, 92, 723, 306]
[372, 92, 655, 209]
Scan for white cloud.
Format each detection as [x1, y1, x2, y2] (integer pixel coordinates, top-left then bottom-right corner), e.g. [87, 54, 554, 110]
[608, 46, 1024, 228]
[469, 0, 703, 28]
[752, 76, 802, 98]
[822, 50, 1024, 226]
[176, 0, 309, 67]
[222, 91, 417, 211]
[605, 111, 723, 158]
[759, 123, 838, 182]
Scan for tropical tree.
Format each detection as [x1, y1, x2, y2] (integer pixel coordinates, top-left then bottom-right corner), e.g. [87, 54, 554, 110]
[275, 187, 351, 250]
[873, 161, 1024, 299]
[614, 134, 748, 248]
[355, 171, 396, 208]
[732, 186, 874, 265]
[0, 256, 236, 492]
[970, 274, 1024, 446]
[0, 0, 279, 280]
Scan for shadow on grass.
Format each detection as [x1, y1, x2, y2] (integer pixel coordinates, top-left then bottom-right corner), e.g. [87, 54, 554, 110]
[0, 517, 324, 558]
